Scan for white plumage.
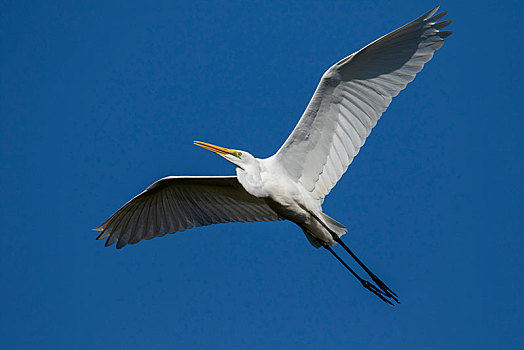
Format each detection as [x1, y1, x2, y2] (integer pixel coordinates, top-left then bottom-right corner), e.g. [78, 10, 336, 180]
[273, 6, 451, 199]
[95, 6, 451, 305]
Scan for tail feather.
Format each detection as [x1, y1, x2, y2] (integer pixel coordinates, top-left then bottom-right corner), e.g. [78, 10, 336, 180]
[302, 228, 322, 248]
[321, 212, 347, 237]
[302, 212, 347, 248]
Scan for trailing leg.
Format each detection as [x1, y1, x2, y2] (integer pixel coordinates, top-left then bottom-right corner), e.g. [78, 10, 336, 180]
[334, 236, 398, 302]
[321, 243, 394, 305]
[308, 211, 399, 303]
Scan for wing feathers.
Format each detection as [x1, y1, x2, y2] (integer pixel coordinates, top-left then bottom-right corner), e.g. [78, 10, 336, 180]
[273, 7, 451, 198]
[95, 176, 280, 248]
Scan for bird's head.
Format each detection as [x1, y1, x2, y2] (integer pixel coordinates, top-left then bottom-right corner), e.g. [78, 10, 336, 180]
[193, 141, 255, 170]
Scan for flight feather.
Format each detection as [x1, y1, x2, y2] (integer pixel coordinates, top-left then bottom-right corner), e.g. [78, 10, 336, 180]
[273, 6, 452, 199]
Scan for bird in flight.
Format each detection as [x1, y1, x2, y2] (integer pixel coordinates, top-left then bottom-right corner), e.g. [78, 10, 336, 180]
[95, 6, 451, 305]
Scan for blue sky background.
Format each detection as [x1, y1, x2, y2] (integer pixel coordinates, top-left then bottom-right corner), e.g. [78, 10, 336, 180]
[1, 1, 522, 349]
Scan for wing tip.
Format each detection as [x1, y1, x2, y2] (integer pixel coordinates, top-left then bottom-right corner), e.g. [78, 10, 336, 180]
[116, 241, 127, 249]
[421, 5, 440, 20]
[433, 19, 452, 32]
[96, 231, 108, 240]
[440, 30, 453, 38]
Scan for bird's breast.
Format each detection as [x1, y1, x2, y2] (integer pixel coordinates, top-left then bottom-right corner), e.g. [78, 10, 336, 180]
[237, 160, 320, 224]
[259, 171, 316, 224]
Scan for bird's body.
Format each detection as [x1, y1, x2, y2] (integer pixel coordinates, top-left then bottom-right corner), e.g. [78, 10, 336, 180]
[95, 6, 452, 305]
[237, 155, 344, 245]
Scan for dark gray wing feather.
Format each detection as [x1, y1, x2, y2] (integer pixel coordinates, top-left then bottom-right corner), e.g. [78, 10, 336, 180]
[94, 176, 280, 248]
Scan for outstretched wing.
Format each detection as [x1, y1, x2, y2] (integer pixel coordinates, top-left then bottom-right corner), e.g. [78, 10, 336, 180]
[94, 176, 280, 248]
[272, 6, 452, 199]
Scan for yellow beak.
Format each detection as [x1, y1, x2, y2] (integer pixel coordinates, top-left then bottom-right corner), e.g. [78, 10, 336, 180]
[193, 141, 235, 156]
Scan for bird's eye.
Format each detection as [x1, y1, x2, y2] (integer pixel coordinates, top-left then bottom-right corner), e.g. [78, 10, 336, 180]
[237, 152, 242, 158]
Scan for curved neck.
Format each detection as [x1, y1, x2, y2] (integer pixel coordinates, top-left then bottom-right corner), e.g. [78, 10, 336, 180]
[236, 160, 264, 197]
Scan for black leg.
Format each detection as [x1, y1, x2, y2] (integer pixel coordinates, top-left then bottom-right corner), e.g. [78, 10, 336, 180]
[322, 243, 394, 306]
[334, 236, 399, 303]
[308, 211, 399, 303]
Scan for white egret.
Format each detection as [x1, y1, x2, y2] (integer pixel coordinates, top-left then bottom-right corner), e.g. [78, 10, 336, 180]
[95, 6, 451, 305]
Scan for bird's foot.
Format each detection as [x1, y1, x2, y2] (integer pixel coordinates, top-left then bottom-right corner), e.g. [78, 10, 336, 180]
[361, 280, 395, 306]
[369, 273, 399, 303]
